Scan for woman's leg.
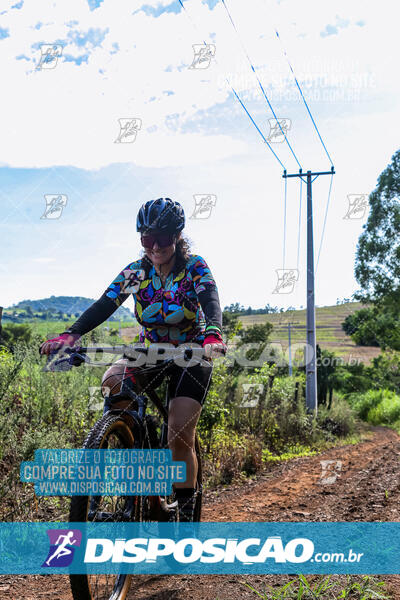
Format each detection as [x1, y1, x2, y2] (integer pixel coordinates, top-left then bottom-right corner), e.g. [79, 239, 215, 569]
[167, 360, 213, 521]
[167, 396, 202, 488]
[101, 358, 140, 411]
[167, 396, 202, 521]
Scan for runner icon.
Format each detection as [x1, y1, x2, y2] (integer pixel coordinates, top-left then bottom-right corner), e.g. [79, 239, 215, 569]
[45, 531, 77, 566]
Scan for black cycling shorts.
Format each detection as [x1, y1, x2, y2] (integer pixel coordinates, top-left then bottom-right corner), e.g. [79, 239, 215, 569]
[105, 357, 213, 407]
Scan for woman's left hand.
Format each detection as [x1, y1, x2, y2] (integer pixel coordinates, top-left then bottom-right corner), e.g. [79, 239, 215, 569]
[202, 335, 227, 358]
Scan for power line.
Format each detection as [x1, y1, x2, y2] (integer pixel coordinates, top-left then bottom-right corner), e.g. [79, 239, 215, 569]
[316, 171, 334, 273]
[179, 0, 335, 287]
[229, 87, 286, 168]
[176, 0, 286, 169]
[220, 0, 302, 170]
[274, 30, 334, 167]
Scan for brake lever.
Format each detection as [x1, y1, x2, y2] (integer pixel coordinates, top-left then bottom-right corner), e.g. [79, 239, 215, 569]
[68, 351, 88, 367]
[43, 347, 88, 372]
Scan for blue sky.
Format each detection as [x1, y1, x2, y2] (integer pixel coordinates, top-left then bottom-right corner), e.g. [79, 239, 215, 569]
[0, 0, 399, 313]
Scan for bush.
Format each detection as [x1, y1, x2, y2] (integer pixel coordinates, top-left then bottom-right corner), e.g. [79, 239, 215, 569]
[348, 389, 400, 426]
[0, 335, 371, 519]
[367, 392, 400, 425]
[20, 428, 72, 462]
[0, 323, 32, 347]
[349, 389, 388, 420]
[203, 429, 263, 486]
[264, 375, 315, 453]
[368, 351, 400, 392]
[198, 362, 230, 450]
[342, 306, 400, 350]
[333, 362, 371, 396]
[317, 398, 356, 438]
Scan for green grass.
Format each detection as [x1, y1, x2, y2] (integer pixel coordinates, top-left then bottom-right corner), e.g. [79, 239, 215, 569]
[260, 430, 367, 465]
[262, 446, 318, 463]
[242, 574, 389, 599]
[348, 389, 400, 432]
[23, 320, 136, 339]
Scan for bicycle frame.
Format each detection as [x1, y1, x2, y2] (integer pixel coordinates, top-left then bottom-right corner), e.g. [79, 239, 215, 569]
[46, 344, 206, 517]
[44, 343, 208, 440]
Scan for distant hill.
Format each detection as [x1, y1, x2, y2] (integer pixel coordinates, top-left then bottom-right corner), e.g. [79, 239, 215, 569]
[3, 296, 135, 322]
[238, 302, 380, 363]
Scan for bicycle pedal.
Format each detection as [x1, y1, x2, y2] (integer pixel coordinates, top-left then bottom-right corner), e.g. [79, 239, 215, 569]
[161, 499, 178, 511]
[158, 499, 178, 522]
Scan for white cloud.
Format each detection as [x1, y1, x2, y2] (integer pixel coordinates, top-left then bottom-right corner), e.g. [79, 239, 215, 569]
[32, 257, 56, 263]
[1, 0, 400, 311]
[0, 0, 397, 170]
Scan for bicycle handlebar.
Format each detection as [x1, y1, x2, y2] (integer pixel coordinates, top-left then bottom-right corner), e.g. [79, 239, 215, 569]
[43, 343, 222, 372]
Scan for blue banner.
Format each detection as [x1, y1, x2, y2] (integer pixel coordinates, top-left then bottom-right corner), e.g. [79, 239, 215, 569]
[0, 522, 399, 574]
[20, 449, 186, 495]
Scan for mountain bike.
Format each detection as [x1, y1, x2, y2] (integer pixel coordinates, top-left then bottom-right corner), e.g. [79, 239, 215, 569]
[46, 344, 206, 600]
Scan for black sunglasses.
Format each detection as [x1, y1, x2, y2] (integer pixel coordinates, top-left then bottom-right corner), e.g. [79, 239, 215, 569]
[140, 232, 176, 249]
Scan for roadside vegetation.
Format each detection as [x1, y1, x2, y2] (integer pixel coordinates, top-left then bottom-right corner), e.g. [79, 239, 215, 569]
[0, 315, 398, 522]
[242, 574, 389, 599]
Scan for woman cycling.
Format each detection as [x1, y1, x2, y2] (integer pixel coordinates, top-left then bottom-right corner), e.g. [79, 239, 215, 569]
[40, 197, 226, 522]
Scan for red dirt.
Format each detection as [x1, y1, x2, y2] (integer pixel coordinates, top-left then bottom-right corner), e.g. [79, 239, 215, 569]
[2, 426, 400, 599]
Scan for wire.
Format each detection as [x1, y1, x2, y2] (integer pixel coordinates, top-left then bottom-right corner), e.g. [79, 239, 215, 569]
[229, 87, 286, 168]
[316, 172, 334, 273]
[296, 177, 302, 271]
[220, 0, 302, 170]
[176, 0, 286, 169]
[274, 30, 334, 167]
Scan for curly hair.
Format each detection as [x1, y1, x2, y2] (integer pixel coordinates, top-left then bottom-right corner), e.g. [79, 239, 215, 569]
[140, 233, 192, 276]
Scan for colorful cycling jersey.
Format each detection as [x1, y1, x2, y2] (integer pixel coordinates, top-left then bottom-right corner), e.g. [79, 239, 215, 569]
[63, 254, 223, 345]
[105, 254, 222, 345]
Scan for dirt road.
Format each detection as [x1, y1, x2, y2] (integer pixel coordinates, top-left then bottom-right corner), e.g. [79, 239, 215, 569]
[2, 426, 400, 599]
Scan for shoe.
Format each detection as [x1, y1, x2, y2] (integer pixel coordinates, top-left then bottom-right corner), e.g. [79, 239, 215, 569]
[176, 493, 196, 523]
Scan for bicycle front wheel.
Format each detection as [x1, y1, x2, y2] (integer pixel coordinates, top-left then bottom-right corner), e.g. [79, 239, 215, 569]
[193, 433, 203, 522]
[69, 411, 138, 600]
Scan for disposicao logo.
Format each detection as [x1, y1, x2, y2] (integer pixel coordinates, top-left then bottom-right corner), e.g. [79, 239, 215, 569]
[42, 529, 82, 568]
[83, 536, 314, 564]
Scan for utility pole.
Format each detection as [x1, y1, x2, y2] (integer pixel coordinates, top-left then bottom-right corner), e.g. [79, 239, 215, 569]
[280, 320, 298, 376]
[282, 167, 335, 413]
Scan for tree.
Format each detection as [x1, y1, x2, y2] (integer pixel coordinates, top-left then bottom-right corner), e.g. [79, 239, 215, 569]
[355, 149, 400, 309]
[350, 150, 400, 351]
[265, 303, 279, 314]
[0, 323, 32, 347]
[222, 311, 243, 340]
[368, 351, 400, 393]
[223, 302, 245, 314]
[342, 308, 380, 346]
[236, 322, 274, 365]
[342, 306, 400, 350]
[237, 322, 273, 344]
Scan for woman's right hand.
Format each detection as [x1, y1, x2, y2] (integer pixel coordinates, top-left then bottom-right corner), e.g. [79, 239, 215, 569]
[39, 333, 81, 355]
